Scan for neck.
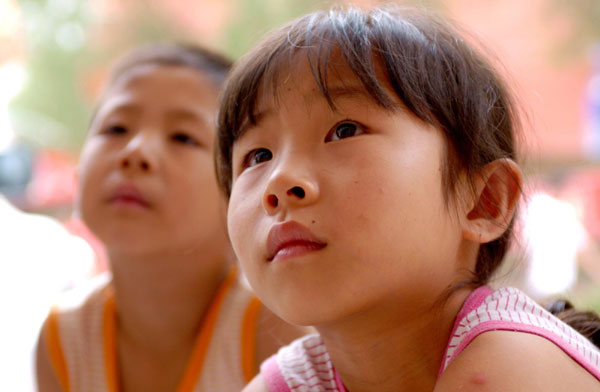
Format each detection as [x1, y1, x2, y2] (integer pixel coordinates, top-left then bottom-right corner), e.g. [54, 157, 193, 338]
[108, 246, 231, 353]
[318, 288, 470, 392]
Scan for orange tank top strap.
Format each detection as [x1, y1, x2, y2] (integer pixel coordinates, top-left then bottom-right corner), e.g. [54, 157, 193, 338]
[102, 267, 240, 392]
[46, 307, 71, 392]
[241, 295, 262, 382]
[175, 267, 238, 391]
[102, 286, 118, 392]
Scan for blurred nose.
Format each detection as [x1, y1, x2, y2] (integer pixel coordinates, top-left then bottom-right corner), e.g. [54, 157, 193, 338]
[119, 132, 159, 173]
[262, 152, 319, 214]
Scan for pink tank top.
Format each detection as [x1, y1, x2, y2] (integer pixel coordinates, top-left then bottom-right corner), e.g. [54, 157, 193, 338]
[262, 286, 600, 391]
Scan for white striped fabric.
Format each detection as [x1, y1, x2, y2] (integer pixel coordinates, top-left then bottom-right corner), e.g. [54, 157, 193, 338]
[49, 270, 260, 391]
[268, 286, 600, 391]
[276, 334, 342, 392]
[441, 286, 600, 377]
[53, 273, 112, 391]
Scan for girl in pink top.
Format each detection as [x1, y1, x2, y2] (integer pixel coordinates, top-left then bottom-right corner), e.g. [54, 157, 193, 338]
[216, 5, 600, 392]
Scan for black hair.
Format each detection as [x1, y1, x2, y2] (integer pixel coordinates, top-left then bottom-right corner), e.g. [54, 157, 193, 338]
[216, 6, 516, 286]
[215, 5, 600, 345]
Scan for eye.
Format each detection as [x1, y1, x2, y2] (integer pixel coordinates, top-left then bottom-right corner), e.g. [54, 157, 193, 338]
[244, 148, 272, 168]
[326, 120, 366, 142]
[102, 124, 127, 135]
[171, 132, 201, 147]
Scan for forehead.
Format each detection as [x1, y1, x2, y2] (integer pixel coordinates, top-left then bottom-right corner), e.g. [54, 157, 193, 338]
[102, 64, 218, 104]
[95, 64, 219, 118]
[256, 52, 392, 115]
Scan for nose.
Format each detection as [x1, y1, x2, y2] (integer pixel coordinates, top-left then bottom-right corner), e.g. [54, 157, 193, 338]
[119, 132, 158, 173]
[262, 159, 319, 213]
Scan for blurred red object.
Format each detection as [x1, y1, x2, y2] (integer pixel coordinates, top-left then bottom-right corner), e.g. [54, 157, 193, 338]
[24, 149, 108, 273]
[562, 168, 600, 240]
[25, 150, 77, 209]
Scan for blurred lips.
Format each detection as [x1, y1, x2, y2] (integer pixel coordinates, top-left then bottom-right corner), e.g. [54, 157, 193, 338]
[107, 183, 151, 208]
[266, 221, 326, 262]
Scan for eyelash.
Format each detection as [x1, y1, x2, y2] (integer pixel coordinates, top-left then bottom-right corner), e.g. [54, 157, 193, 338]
[325, 120, 367, 142]
[243, 148, 272, 169]
[237, 119, 367, 172]
[101, 124, 201, 146]
[171, 132, 201, 147]
[102, 124, 127, 135]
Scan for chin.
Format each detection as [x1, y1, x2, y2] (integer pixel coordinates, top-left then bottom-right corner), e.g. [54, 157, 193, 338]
[264, 294, 349, 328]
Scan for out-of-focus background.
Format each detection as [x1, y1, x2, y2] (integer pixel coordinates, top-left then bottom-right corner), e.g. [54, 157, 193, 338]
[1, 0, 600, 389]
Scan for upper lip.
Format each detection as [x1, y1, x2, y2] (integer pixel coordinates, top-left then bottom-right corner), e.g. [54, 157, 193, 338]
[107, 183, 151, 207]
[266, 221, 326, 261]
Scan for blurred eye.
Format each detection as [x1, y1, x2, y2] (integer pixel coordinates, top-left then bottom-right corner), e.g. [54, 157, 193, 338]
[102, 124, 127, 135]
[326, 120, 365, 142]
[244, 148, 272, 168]
[171, 132, 201, 147]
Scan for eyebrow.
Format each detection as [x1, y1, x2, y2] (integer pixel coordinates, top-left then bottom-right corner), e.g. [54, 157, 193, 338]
[90, 103, 139, 129]
[103, 103, 139, 115]
[166, 108, 210, 125]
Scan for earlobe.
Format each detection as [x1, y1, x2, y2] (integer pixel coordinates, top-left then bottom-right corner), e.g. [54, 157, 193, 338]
[462, 159, 522, 244]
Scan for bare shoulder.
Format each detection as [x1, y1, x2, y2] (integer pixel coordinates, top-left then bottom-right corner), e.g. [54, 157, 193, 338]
[35, 318, 65, 392]
[435, 330, 600, 391]
[243, 374, 270, 392]
[255, 304, 313, 366]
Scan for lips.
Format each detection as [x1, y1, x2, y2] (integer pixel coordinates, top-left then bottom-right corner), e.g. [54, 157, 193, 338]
[266, 221, 326, 262]
[107, 183, 151, 208]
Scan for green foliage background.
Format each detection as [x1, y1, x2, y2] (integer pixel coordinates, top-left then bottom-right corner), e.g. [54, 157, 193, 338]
[7, 0, 599, 153]
[8, 0, 322, 152]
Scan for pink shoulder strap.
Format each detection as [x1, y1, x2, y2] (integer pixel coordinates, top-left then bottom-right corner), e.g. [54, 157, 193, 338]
[439, 286, 600, 381]
[261, 355, 291, 392]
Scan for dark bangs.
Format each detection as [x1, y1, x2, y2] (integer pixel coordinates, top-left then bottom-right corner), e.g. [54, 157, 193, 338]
[216, 6, 518, 201]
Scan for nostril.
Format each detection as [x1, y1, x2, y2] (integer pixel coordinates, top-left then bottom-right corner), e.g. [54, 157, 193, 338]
[267, 194, 279, 207]
[287, 186, 305, 198]
[141, 161, 149, 170]
[121, 159, 130, 168]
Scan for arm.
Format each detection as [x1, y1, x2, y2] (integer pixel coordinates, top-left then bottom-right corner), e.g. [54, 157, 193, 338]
[35, 320, 65, 392]
[434, 330, 600, 391]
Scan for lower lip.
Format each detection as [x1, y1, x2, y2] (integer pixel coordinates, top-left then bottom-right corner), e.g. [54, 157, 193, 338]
[271, 242, 326, 262]
[109, 198, 149, 209]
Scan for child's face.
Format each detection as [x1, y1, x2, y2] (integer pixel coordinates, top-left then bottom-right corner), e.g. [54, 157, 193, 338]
[77, 64, 227, 255]
[227, 59, 471, 326]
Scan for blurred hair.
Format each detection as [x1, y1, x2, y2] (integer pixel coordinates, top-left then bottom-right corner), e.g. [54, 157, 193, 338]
[547, 300, 600, 347]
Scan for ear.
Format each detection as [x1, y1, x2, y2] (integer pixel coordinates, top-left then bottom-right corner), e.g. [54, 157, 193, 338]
[462, 159, 522, 244]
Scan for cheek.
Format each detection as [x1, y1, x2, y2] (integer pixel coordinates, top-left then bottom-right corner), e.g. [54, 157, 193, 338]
[227, 183, 264, 272]
[336, 155, 446, 255]
[75, 151, 102, 215]
[173, 157, 218, 200]
[227, 189, 252, 254]
[170, 172, 223, 227]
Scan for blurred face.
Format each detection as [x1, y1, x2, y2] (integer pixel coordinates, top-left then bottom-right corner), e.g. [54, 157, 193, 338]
[228, 59, 470, 326]
[77, 64, 227, 255]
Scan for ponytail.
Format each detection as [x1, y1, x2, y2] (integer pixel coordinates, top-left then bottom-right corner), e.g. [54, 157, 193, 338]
[547, 300, 600, 348]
